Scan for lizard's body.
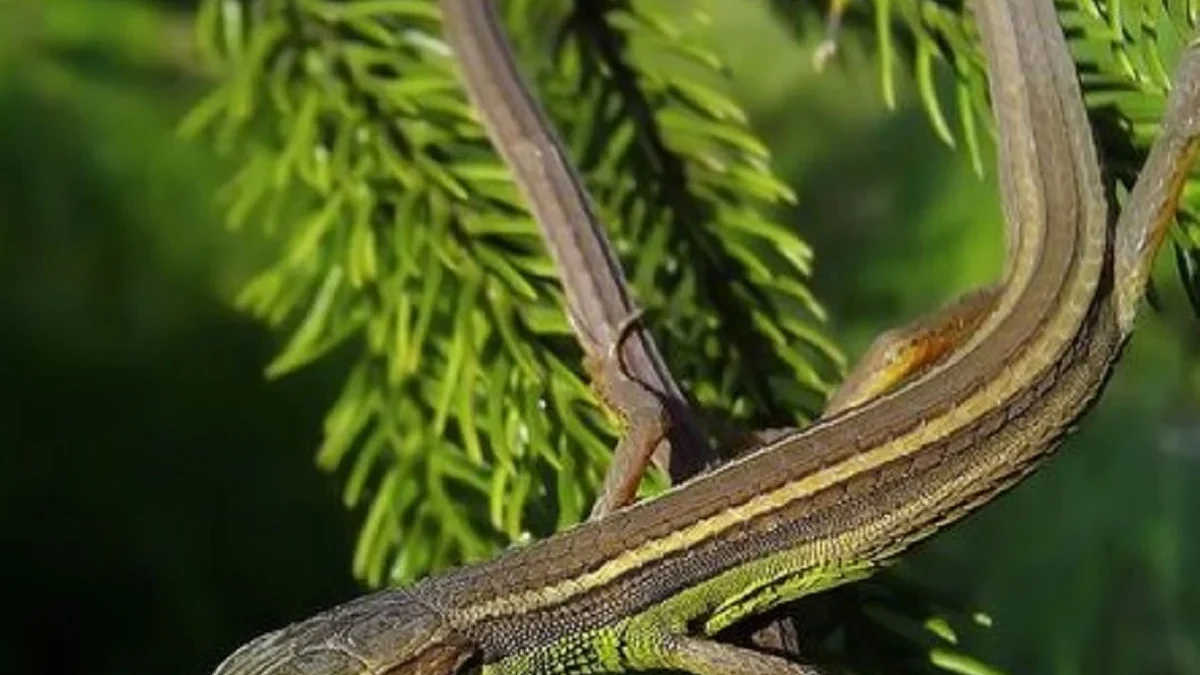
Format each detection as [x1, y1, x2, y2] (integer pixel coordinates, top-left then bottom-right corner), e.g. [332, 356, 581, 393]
[212, 1, 1200, 674]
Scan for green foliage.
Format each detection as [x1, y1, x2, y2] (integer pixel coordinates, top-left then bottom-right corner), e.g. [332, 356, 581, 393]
[772, 0, 1200, 312]
[1065, 0, 1200, 310]
[184, 0, 841, 588]
[182, 1, 1195, 673]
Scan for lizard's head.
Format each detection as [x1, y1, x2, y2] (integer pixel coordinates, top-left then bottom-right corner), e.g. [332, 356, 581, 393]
[213, 590, 477, 675]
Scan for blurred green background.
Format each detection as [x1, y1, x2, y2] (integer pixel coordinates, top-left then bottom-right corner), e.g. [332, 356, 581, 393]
[1, 1, 1195, 674]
